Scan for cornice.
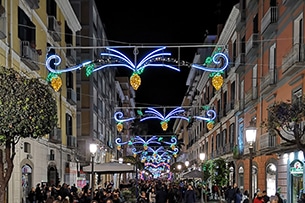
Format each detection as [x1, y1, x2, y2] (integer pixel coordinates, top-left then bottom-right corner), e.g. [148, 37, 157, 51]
[55, 0, 81, 32]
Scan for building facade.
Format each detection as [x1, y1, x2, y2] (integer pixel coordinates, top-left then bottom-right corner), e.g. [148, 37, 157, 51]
[176, 1, 305, 203]
[0, 0, 81, 202]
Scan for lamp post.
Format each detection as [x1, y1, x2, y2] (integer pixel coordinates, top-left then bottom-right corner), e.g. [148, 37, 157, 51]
[177, 164, 182, 180]
[185, 160, 190, 169]
[245, 121, 257, 203]
[199, 153, 206, 203]
[89, 143, 97, 200]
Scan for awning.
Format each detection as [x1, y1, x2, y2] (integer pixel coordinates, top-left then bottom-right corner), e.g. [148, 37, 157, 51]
[82, 162, 135, 174]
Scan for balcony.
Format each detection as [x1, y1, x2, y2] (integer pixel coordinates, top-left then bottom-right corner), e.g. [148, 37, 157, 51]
[49, 127, 62, 143]
[282, 0, 294, 7]
[282, 43, 305, 76]
[236, 10, 246, 31]
[0, 4, 5, 15]
[67, 88, 77, 105]
[48, 16, 61, 42]
[66, 44, 76, 64]
[20, 41, 40, 70]
[261, 7, 278, 36]
[67, 135, 77, 148]
[25, 0, 39, 9]
[0, 16, 6, 39]
[234, 53, 245, 74]
[259, 133, 276, 153]
[246, 33, 259, 55]
[260, 73, 276, 94]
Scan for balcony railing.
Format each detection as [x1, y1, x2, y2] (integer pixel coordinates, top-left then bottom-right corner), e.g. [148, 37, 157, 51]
[48, 16, 61, 41]
[25, 0, 39, 9]
[246, 33, 259, 55]
[49, 127, 62, 143]
[67, 88, 77, 105]
[260, 133, 276, 152]
[20, 41, 40, 70]
[235, 53, 245, 74]
[0, 16, 6, 39]
[66, 44, 76, 64]
[282, 43, 305, 76]
[67, 135, 77, 148]
[261, 7, 278, 35]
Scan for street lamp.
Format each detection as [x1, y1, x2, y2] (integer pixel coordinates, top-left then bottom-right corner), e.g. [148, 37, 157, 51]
[177, 164, 182, 180]
[185, 160, 189, 169]
[89, 143, 97, 200]
[246, 121, 257, 203]
[199, 153, 206, 203]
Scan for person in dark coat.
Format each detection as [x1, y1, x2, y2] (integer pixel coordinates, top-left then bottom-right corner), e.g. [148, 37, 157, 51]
[184, 185, 196, 203]
[27, 187, 36, 203]
[156, 185, 168, 203]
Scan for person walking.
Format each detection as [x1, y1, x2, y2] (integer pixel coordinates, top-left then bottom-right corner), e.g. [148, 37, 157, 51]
[156, 185, 168, 203]
[149, 187, 156, 203]
[27, 187, 37, 203]
[184, 185, 196, 203]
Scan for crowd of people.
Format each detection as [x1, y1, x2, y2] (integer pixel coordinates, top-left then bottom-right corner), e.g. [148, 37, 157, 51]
[26, 179, 199, 203]
[28, 180, 300, 203]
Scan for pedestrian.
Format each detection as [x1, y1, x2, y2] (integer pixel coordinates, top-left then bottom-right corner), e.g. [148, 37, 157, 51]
[156, 185, 168, 203]
[184, 184, 196, 203]
[253, 192, 264, 203]
[235, 188, 243, 203]
[27, 187, 36, 203]
[275, 192, 283, 203]
[262, 190, 270, 203]
[270, 195, 278, 203]
[149, 187, 156, 203]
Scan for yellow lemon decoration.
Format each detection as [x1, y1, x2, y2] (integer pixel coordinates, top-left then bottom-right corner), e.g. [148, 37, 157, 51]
[161, 121, 168, 131]
[51, 76, 62, 92]
[207, 121, 214, 131]
[212, 73, 224, 91]
[117, 145, 121, 151]
[116, 123, 123, 132]
[133, 154, 137, 158]
[130, 73, 141, 90]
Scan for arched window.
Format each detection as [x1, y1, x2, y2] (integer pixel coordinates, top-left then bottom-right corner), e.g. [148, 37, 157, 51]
[266, 163, 277, 196]
[238, 166, 244, 190]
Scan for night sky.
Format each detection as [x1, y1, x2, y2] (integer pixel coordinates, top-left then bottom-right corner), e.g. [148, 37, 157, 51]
[96, 1, 240, 134]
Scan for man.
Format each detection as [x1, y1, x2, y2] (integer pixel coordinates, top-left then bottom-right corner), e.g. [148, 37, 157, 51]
[184, 185, 196, 203]
[262, 190, 270, 203]
[226, 183, 238, 203]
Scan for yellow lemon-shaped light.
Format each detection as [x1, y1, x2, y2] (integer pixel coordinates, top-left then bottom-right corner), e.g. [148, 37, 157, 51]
[207, 122, 214, 131]
[161, 122, 168, 131]
[116, 123, 123, 132]
[133, 154, 137, 158]
[117, 145, 121, 151]
[212, 74, 224, 91]
[130, 73, 141, 90]
[51, 76, 62, 92]
[143, 145, 148, 151]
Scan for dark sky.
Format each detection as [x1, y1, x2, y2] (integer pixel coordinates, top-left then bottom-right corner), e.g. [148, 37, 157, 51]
[96, 1, 239, 134]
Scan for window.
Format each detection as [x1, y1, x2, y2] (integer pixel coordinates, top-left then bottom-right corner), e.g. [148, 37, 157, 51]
[269, 44, 277, 84]
[252, 64, 258, 99]
[66, 113, 72, 136]
[24, 142, 31, 153]
[266, 163, 277, 196]
[18, 7, 36, 42]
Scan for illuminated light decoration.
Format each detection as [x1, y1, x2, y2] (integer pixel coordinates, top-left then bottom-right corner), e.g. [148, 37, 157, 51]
[211, 72, 224, 90]
[96, 47, 181, 90]
[45, 47, 181, 91]
[116, 123, 123, 132]
[191, 52, 229, 72]
[140, 107, 189, 131]
[114, 107, 217, 131]
[207, 121, 215, 131]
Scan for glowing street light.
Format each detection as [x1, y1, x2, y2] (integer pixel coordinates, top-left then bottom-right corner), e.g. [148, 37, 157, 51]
[199, 153, 206, 203]
[89, 143, 97, 200]
[246, 121, 257, 203]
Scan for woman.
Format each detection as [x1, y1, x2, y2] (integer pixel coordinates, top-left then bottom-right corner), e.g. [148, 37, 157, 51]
[149, 187, 156, 203]
[138, 191, 148, 203]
